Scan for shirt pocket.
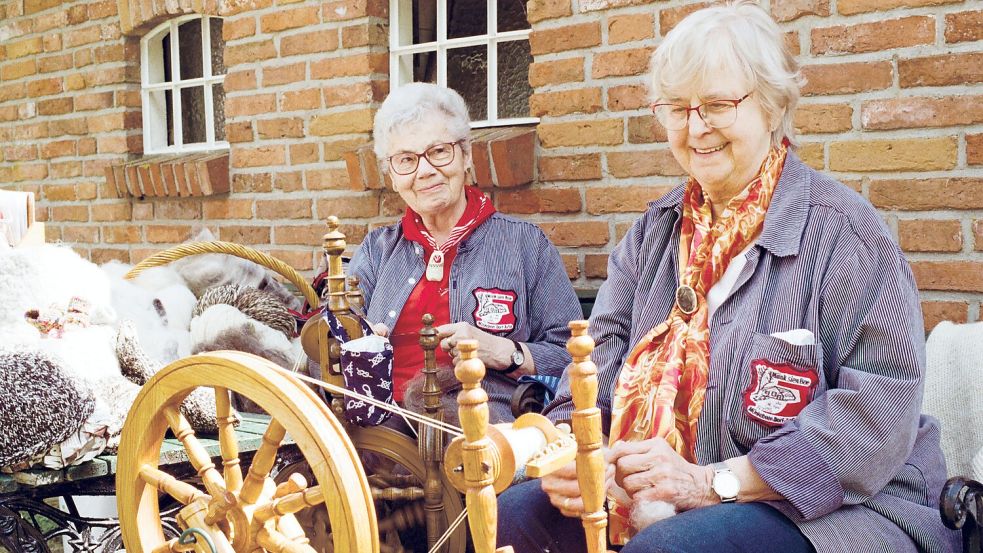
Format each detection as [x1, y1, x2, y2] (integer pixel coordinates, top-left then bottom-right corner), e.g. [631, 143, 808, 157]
[725, 331, 825, 450]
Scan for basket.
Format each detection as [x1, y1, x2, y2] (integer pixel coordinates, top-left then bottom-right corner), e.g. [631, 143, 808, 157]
[123, 241, 319, 309]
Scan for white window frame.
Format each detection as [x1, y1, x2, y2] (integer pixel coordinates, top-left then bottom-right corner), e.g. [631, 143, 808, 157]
[140, 15, 228, 154]
[389, 0, 537, 127]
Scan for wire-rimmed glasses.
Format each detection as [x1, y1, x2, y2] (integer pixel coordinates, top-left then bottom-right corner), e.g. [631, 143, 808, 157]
[651, 92, 753, 131]
[387, 141, 463, 175]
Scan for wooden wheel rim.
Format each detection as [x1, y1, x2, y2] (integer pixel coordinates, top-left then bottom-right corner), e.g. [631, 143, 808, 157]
[116, 350, 378, 553]
[350, 425, 467, 553]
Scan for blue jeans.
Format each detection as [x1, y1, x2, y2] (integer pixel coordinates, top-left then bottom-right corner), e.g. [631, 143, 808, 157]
[497, 479, 816, 553]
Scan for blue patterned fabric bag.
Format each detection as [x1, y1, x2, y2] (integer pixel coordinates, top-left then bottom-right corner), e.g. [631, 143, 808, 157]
[322, 310, 394, 426]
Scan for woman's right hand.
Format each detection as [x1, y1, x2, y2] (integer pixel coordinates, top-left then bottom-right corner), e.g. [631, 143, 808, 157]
[540, 461, 583, 518]
[369, 322, 390, 337]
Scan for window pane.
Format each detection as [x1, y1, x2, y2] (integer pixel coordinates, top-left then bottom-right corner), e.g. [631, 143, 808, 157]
[447, 45, 487, 120]
[179, 19, 203, 80]
[181, 86, 206, 144]
[498, 0, 529, 32]
[147, 90, 170, 150]
[161, 32, 173, 83]
[399, 51, 437, 84]
[413, 0, 436, 45]
[497, 40, 532, 119]
[212, 83, 226, 142]
[165, 89, 175, 146]
[210, 18, 225, 77]
[448, 0, 485, 39]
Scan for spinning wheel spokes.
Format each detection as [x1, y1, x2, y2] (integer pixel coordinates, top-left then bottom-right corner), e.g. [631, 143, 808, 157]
[117, 351, 378, 553]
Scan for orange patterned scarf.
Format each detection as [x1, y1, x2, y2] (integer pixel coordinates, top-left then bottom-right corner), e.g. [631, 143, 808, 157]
[607, 144, 787, 543]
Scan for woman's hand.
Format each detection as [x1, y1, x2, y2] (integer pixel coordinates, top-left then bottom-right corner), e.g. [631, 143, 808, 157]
[369, 322, 390, 337]
[435, 322, 524, 374]
[607, 438, 715, 513]
[540, 461, 584, 518]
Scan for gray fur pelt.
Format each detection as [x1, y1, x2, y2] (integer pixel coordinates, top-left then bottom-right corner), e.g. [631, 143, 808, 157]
[116, 321, 236, 433]
[170, 250, 302, 312]
[0, 350, 95, 467]
[193, 284, 296, 338]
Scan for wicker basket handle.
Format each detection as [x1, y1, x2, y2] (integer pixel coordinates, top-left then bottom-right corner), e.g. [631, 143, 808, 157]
[123, 241, 319, 309]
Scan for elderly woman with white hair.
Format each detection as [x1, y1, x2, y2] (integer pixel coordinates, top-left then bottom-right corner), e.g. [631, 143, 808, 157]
[497, 2, 960, 552]
[349, 82, 581, 423]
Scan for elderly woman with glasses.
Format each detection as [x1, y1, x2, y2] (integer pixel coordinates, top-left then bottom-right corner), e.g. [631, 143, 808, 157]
[349, 82, 581, 423]
[496, 2, 960, 552]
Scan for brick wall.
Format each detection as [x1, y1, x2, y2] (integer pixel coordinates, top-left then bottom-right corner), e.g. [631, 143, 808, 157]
[1, 0, 982, 331]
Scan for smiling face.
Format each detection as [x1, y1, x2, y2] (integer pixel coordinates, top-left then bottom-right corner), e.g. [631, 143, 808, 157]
[665, 69, 776, 209]
[386, 116, 470, 228]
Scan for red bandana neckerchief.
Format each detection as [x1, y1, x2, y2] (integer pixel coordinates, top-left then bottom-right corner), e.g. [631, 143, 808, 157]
[401, 185, 495, 282]
[607, 144, 788, 544]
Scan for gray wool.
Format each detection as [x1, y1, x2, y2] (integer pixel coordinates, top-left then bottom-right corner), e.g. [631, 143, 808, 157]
[0, 350, 96, 467]
[194, 283, 295, 338]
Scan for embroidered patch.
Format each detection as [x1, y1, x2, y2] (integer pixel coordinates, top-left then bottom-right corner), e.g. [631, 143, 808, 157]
[742, 359, 819, 427]
[472, 288, 518, 333]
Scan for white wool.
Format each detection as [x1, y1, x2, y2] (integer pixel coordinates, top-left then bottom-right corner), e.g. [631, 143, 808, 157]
[629, 499, 677, 531]
[190, 304, 299, 363]
[32, 326, 122, 383]
[103, 269, 193, 366]
[0, 244, 114, 330]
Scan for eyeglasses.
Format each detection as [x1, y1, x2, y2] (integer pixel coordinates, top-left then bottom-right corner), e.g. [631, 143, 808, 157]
[651, 92, 753, 131]
[387, 141, 462, 175]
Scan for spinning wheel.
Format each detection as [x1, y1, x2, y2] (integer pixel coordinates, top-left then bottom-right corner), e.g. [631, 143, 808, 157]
[116, 350, 378, 553]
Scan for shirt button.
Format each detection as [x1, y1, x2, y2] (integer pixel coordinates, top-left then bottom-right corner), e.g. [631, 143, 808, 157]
[388, 310, 397, 319]
[408, 277, 416, 284]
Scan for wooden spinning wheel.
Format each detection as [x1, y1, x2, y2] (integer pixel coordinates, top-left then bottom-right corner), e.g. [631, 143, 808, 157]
[116, 350, 379, 553]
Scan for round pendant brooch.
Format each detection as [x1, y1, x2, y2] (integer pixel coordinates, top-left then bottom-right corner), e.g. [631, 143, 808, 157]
[676, 285, 698, 315]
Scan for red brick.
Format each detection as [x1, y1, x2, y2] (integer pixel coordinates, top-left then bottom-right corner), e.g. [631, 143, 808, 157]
[5, 37, 43, 59]
[273, 224, 326, 246]
[223, 17, 255, 40]
[219, 225, 271, 245]
[561, 254, 579, 280]
[607, 150, 685, 178]
[41, 139, 77, 159]
[870, 178, 983, 210]
[862, 96, 983, 130]
[323, 82, 383, 107]
[2, 59, 37, 80]
[794, 104, 853, 134]
[527, 0, 571, 23]
[897, 219, 962, 252]
[968, 134, 983, 166]
[838, 0, 961, 15]
[91, 202, 131, 222]
[282, 30, 340, 57]
[771, 0, 829, 22]
[310, 53, 387, 79]
[529, 23, 601, 55]
[290, 143, 319, 165]
[226, 94, 276, 117]
[197, 154, 230, 195]
[380, 192, 406, 217]
[660, 2, 709, 36]
[538, 119, 623, 148]
[231, 145, 286, 168]
[628, 115, 668, 144]
[975, 219, 983, 251]
[256, 198, 313, 219]
[274, 171, 304, 192]
[203, 198, 253, 219]
[539, 221, 609, 247]
[44, 184, 79, 201]
[269, 249, 314, 272]
[225, 40, 277, 66]
[262, 63, 306, 86]
[102, 225, 142, 243]
[945, 10, 983, 43]
[321, 0, 387, 21]
[608, 84, 649, 112]
[496, 188, 581, 215]
[829, 138, 956, 172]
[539, 154, 602, 182]
[801, 61, 893, 96]
[584, 254, 608, 279]
[587, 185, 672, 214]
[811, 17, 934, 55]
[785, 31, 801, 56]
[899, 52, 983, 88]
[282, 88, 322, 111]
[911, 262, 983, 293]
[74, 91, 114, 111]
[61, 225, 100, 243]
[226, 121, 254, 143]
[490, 130, 536, 188]
[608, 13, 654, 44]
[305, 168, 350, 191]
[257, 117, 304, 139]
[341, 22, 387, 48]
[50, 205, 89, 222]
[528, 58, 584, 88]
[592, 48, 652, 79]
[309, 108, 374, 136]
[4, 145, 37, 161]
[232, 173, 273, 194]
[224, 70, 257, 92]
[261, 6, 319, 32]
[529, 88, 602, 117]
[921, 301, 968, 333]
[316, 195, 378, 219]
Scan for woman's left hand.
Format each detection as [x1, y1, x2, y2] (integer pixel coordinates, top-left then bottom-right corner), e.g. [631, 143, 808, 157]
[607, 437, 716, 512]
[435, 322, 517, 373]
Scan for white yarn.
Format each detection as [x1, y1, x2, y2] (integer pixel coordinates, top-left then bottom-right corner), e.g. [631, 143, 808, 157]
[923, 321, 983, 482]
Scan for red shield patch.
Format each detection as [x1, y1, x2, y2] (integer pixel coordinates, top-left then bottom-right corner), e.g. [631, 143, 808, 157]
[742, 359, 819, 427]
[472, 288, 517, 333]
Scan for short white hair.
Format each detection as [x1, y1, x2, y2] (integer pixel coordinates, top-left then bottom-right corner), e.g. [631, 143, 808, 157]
[650, 0, 804, 146]
[373, 83, 472, 162]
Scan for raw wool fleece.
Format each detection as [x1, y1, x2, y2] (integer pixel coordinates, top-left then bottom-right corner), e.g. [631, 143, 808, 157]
[924, 321, 983, 482]
[194, 284, 296, 338]
[190, 304, 300, 371]
[0, 349, 96, 467]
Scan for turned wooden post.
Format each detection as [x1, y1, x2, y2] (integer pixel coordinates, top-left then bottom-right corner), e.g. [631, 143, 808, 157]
[347, 275, 366, 316]
[419, 313, 447, 551]
[323, 216, 350, 316]
[568, 320, 608, 553]
[454, 340, 513, 553]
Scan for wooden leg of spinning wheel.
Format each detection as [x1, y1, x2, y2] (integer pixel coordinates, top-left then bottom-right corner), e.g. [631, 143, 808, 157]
[454, 341, 514, 553]
[568, 321, 609, 553]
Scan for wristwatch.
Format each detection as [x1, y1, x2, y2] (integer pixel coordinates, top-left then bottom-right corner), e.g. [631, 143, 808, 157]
[711, 462, 740, 503]
[493, 339, 525, 374]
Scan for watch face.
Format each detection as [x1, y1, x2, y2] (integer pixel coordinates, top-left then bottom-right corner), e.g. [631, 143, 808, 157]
[713, 472, 741, 500]
[511, 349, 525, 366]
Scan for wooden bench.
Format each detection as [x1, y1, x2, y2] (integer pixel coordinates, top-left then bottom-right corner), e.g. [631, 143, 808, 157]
[0, 413, 302, 553]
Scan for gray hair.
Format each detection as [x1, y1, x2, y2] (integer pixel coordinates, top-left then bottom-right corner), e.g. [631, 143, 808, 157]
[373, 83, 473, 165]
[650, 0, 804, 146]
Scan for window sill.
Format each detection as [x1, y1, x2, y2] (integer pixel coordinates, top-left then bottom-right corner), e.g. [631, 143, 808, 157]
[105, 150, 230, 199]
[344, 126, 537, 191]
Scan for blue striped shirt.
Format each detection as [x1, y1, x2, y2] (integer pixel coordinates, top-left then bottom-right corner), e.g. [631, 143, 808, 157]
[350, 212, 582, 422]
[544, 152, 960, 553]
